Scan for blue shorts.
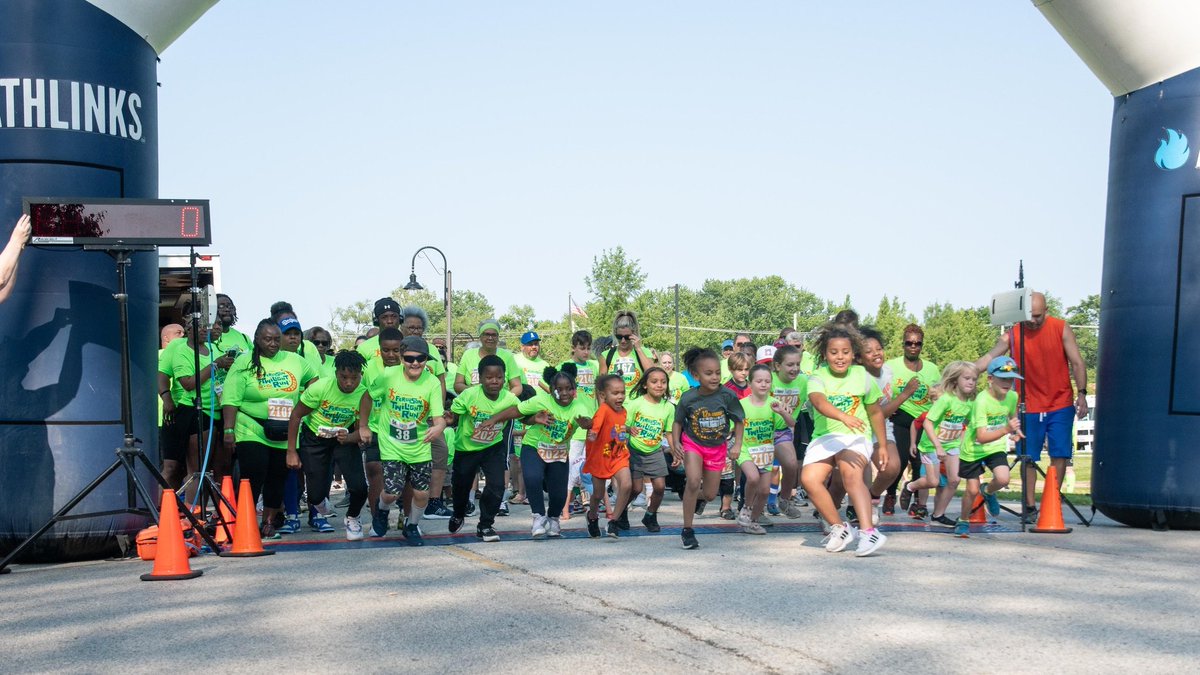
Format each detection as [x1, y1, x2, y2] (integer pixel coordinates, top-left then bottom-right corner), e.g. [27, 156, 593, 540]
[1021, 405, 1074, 462]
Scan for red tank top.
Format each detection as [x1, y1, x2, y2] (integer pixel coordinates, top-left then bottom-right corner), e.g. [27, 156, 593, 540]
[1010, 316, 1073, 413]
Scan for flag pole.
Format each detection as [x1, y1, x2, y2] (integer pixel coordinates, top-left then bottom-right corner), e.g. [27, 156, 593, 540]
[569, 292, 576, 333]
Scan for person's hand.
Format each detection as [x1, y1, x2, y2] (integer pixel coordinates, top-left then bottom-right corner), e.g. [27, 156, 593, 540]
[335, 428, 349, 443]
[530, 410, 553, 426]
[670, 444, 684, 466]
[285, 449, 301, 470]
[1075, 391, 1089, 420]
[359, 428, 373, 447]
[909, 444, 918, 458]
[840, 413, 865, 432]
[215, 355, 236, 370]
[1006, 416, 1022, 435]
[422, 427, 440, 443]
[903, 377, 920, 396]
[630, 334, 642, 349]
[223, 431, 236, 454]
[770, 400, 786, 415]
[575, 415, 593, 430]
[10, 214, 30, 248]
[874, 443, 889, 472]
[161, 397, 176, 425]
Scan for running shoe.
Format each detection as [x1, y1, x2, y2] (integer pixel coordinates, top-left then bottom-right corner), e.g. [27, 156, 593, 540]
[260, 521, 280, 541]
[824, 523, 856, 553]
[642, 512, 660, 533]
[766, 501, 781, 516]
[587, 517, 601, 538]
[720, 508, 736, 521]
[681, 527, 699, 550]
[845, 504, 858, 523]
[547, 516, 562, 538]
[531, 515, 547, 540]
[631, 493, 648, 509]
[899, 486, 914, 511]
[736, 507, 752, 527]
[465, 501, 477, 517]
[780, 498, 805, 519]
[448, 516, 464, 534]
[914, 506, 929, 520]
[404, 523, 424, 546]
[477, 526, 500, 542]
[344, 516, 364, 541]
[931, 514, 955, 527]
[1022, 505, 1039, 525]
[694, 499, 707, 516]
[277, 515, 301, 535]
[424, 498, 452, 520]
[607, 520, 620, 539]
[982, 489, 1001, 517]
[882, 494, 896, 516]
[309, 515, 335, 533]
[757, 512, 775, 527]
[570, 498, 585, 515]
[954, 519, 970, 538]
[498, 501, 509, 517]
[314, 498, 333, 517]
[369, 509, 389, 538]
[854, 528, 887, 557]
[616, 509, 630, 531]
[795, 489, 810, 505]
[741, 521, 767, 535]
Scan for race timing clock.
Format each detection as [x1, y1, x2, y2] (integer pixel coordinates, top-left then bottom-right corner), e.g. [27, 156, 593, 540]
[24, 197, 211, 246]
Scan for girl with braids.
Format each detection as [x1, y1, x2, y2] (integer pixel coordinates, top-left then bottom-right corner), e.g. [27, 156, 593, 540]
[801, 323, 889, 556]
[599, 310, 656, 393]
[623, 366, 676, 532]
[671, 347, 745, 550]
[484, 363, 594, 539]
[222, 318, 319, 539]
[284, 350, 369, 540]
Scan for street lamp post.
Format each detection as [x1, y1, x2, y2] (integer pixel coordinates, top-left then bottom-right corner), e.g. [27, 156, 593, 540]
[403, 246, 453, 363]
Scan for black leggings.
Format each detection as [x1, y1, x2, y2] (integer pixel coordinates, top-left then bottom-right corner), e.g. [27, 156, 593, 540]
[299, 428, 367, 518]
[237, 441, 287, 510]
[520, 445, 568, 517]
[452, 441, 506, 528]
[887, 409, 921, 496]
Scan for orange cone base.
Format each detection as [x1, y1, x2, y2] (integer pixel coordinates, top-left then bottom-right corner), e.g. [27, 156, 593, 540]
[1030, 525, 1073, 534]
[218, 549, 275, 558]
[141, 569, 203, 581]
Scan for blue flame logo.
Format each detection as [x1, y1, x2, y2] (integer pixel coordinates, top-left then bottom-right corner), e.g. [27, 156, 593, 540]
[1155, 129, 1191, 170]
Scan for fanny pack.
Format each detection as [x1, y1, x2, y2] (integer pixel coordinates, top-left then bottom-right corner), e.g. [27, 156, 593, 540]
[248, 415, 289, 442]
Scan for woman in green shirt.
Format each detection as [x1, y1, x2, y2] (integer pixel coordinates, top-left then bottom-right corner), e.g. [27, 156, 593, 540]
[599, 310, 655, 393]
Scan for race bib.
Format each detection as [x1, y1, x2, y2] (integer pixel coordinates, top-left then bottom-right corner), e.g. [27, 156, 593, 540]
[471, 420, 500, 444]
[938, 421, 964, 441]
[317, 425, 341, 439]
[774, 394, 799, 414]
[470, 370, 481, 385]
[537, 442, 569, 462]
[749, 445, 775, 470]
[526, 372, 542, 387]
[389, 419, 418, 444]
[267, 398, 293, 422]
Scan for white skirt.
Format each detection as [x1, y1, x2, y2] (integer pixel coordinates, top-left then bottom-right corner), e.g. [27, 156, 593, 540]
[803, 433, 873, 465]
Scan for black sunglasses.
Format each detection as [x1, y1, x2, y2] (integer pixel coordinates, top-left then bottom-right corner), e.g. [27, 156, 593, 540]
[312, 340, 331, 347]
[904, 340, 923, 347]
[616, 334, 632, 342]
[402, 354, 429, 364]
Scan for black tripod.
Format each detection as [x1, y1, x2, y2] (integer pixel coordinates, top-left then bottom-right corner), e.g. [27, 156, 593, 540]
[0, 247, 222, 575]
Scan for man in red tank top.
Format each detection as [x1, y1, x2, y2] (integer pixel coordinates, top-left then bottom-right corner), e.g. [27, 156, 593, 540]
[977, 292, 1088, 518]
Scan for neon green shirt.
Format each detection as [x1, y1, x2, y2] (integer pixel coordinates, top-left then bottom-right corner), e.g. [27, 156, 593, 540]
[961, 389, 1017, 462]
[770, 372, 806, 422]
[606, 347, 651, 391]
[668, 371, 691, 404]
[885, 357, 941, 418]
[158, 338, 189, 406]
[625, 395, 675, 454]
[513, 351, 549, 390]
[299, 376, 365, 437]
[367, 369, 444, 463]
[516, 392, 593, 461]
[918, 395, 974, 454]
[807, 365, 881, 439]
[562, 358, 601, 441]
[458, 348, 523, 388]
[737, 396, 786, 467]
[171, 343, 225, 412]
[216, 327, 251, 358]
[223, 351, 318, 449]
[450, 385, 520, 452]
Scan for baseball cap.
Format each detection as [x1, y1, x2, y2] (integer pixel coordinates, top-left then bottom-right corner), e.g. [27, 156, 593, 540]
[721, 339, 734, 350]
[373, 297, 400, 320]
[521, 331, 541, 345]
[400, 335, 428, 355]
[278, 316, 301, 333]
[756, 345, 776, 365]
[987, 356, 1024, 379]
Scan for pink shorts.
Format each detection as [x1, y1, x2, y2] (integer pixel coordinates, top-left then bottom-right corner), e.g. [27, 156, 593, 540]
[682, 434, 727, 473]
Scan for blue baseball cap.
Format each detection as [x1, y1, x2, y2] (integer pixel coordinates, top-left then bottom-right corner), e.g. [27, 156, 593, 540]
[721, 339, 734, 349]
[278, 316, 301, 333]
[987, 356, 1023, 379]
[521, 331, 540, 345]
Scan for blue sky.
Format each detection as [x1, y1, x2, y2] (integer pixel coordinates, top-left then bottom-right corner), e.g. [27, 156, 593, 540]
[157, 2, 1111, 332]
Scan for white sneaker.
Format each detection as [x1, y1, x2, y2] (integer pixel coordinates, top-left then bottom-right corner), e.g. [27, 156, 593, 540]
[794, 490, 809, 507]
[344, 516, 364, 541]
[547, 516, 562, 538]
[855, 528, 887, 557]
[315, 498, 333, 517]
[741, 521, 767, 535]
[825, 523, 856, 552]
[531, 515, 547, 540]
[631, 493, 648, 509]
[736, 507, 753, 527]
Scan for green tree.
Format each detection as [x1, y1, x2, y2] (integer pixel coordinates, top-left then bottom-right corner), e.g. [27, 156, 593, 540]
[1066, 294, 1100, 390]
[584, 247, 647, 326]
[327, 288, 494, 355]
[499, 304, 537, 332]
[863, 296, 916, 357]
[920, 303, 999, 366]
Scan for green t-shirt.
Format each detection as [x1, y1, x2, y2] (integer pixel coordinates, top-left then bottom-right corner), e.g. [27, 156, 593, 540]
[450, 385, 520, 452]
[720, 359, 732, 384]
[606, 347, 651, 391]
[216, 327, 251, 358]
[516, 392, 594, 461]
[223, 350, 318, 448]
[299, 376, 365, 437]
[299, 340, 326, 383]
[918, 395, 974, 454]
[625, 395, 675, 454]
[737, 396, 787, 468]
[171, 343, 225, 412]
[884, 357, 941, 418]
[770, 372, 806, 421]
[357, 335, 382, 364]
[158, 338, 189, 406]
[807, 365, 881, 439]
[361, 359, 393, 433]
[358, 335, 445, 378]
[668, 371, 691, 404]
[457, 348, 523, 389]
[367, 368, 444, 463]
[562, 358, 601, 440]
[961, 389, 1017, 462]
[513, 352, 549, 390]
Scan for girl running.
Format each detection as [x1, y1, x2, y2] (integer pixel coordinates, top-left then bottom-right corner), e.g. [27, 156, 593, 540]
[671, 347, 745, 550]
[584, 374, 634, 539]
[737, 364, 794, 534]
[800, 323, 888, 556]
[624, 367, 675, 532]
[768, 344, 806, 517]
[901, 361, 976, 526]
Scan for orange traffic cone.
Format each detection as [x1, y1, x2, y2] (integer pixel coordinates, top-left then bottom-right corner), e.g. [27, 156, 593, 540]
[215, 476, 237, 545]
[140, 489, 203, 581]
[969, 493, 988, 524]
[1030, 466, 1073, 534]
[219, 479, 275, 557]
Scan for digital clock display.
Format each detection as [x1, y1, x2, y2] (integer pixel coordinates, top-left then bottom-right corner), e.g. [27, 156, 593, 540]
[24, 198, 211, 246]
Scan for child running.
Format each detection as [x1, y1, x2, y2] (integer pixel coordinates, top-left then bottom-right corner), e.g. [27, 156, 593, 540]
[737, 364, 795, 534]
[955, 356, 1024, 537]
[800, 323, 888, 556]
[563, 330, 601, 517]
[672, 347, 745, 550]
[584, 374, 634, 539]
[723, 352, 752, 400]
[900, 361, 976, 527]
[768, 344, 807, 517]
[623, 366, 675, 532]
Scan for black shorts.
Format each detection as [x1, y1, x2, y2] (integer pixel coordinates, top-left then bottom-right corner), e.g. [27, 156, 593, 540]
[958, 452, 1008, 480]
[363, 441, 381, 463]
[160, 405, 194, 463]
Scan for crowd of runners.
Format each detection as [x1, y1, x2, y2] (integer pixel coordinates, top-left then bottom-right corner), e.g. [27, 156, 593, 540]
[157, 295, 1035, 558]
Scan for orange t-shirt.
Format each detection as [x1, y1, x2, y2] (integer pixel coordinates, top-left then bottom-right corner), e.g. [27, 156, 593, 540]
[1010, 316, 1073, 413]
[583, 402, 630, 480]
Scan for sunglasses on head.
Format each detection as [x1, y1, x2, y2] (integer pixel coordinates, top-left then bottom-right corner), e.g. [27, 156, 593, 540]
[402, 354, 429, 364]
[905, 340, 923, 347]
